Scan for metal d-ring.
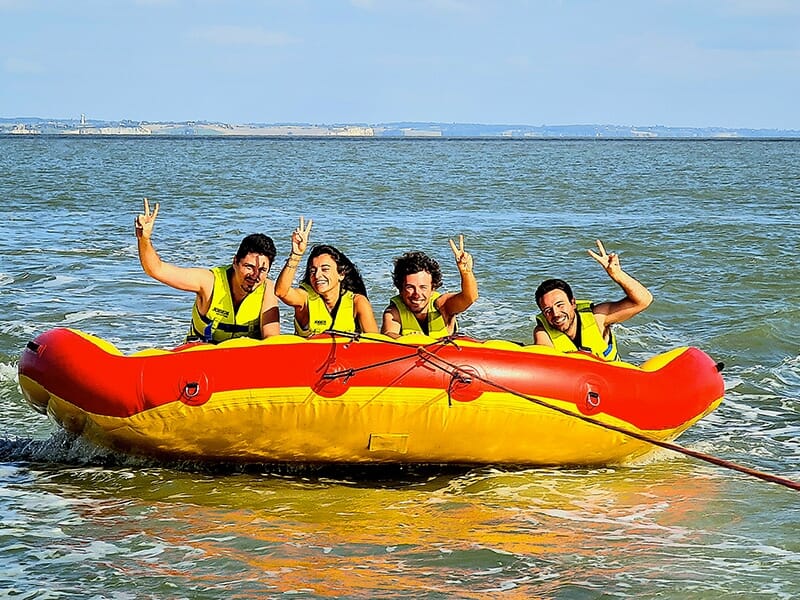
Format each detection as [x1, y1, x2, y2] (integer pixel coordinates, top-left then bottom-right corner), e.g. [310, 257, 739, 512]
[183, 382, 200, 399]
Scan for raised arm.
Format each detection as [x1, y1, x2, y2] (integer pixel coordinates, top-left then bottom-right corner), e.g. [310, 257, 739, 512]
[438, 234, 479, 318]
[588, 239, 653, 327]
[274, 216, 313, 308]
[134, 198, 213, 297]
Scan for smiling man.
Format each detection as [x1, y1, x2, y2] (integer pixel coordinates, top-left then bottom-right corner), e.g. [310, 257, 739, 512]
[134, 198, 280, 343]
[533, 240, 653, 361]
[382, 236, 478, 339]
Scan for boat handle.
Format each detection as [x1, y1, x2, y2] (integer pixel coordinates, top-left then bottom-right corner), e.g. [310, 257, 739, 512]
[183, 382, 200, 399]
[586, 391, 601, 408]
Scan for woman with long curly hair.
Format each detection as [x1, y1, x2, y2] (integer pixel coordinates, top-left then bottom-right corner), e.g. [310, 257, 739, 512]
[275, 216, 377, 337]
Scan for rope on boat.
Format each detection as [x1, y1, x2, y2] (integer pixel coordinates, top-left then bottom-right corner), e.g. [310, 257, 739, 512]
[321, 335, 451, 379]
[324, 330, 800, 492]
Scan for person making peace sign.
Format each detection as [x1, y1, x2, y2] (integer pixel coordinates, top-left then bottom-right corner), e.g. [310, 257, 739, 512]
[274, 216, 378, 337]
[381, 235, 479, 339]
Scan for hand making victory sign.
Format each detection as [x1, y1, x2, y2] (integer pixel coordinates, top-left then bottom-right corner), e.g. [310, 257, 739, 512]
[134, 197, 160, 240]
[587, 239, 622, 279]
[291, 216, 314, 256]
[449, 234, 473, 273]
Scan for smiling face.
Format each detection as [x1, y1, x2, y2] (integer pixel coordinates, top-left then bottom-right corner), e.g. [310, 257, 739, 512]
[232, 252, 270, 295]
[308, 253, 344, 295]
[400, 270, 434, 315]
[538, 289, 578, 334]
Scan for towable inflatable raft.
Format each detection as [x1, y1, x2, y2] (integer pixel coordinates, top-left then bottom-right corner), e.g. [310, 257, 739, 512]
[18, 328, 724, 466]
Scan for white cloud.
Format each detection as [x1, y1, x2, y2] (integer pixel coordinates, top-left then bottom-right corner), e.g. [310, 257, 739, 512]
[189, 25, 298, 47]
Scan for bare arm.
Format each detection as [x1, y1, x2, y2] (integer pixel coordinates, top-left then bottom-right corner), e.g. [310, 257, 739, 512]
[439, 234, 479, 318]
[381, 304, 402, 338]
[134, 198, 214, 302]
[274, 216, 312, 308]
[260, 279, 281, 338]
[533, 324, 555, 347]
[354, 294, 379, 334]
[588, 239, 653, 329]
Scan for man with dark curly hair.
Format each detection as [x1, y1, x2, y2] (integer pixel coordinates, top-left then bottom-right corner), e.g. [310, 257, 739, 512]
[381, 235, 478, 339]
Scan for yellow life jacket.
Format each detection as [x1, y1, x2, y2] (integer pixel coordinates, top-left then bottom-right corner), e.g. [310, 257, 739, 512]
[390, 291, 454, 339]
[187, 266, 264, 343]
[294, 282, 357, 337]
[536, 300, 619, 361]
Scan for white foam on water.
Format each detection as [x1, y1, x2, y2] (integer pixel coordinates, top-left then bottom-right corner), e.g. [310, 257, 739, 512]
[0, 361, 17, 383]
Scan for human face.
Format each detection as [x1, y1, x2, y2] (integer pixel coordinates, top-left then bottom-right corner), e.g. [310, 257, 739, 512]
[538, 289, 577, 334]
[400, 271, 433, 314]
[233, 253, 270, 294]
[308, 253, 343, 294]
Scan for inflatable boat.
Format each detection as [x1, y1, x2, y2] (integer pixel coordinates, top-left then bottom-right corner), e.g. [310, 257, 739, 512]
[17, 328, 725, 466]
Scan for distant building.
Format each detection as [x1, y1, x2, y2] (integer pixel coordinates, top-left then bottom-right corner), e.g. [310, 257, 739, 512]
[10, 124, 40, 135]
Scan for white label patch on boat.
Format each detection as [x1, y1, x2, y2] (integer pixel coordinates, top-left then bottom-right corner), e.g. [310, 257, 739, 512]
[368, 433, 409, 453]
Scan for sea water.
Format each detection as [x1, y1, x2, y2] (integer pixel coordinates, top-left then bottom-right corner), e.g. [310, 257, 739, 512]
[0, 136, 798, 598]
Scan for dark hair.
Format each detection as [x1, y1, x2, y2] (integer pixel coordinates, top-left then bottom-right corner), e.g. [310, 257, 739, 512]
[302, 244, 368, 297]
[235, 233, 277, 266]
[391, 251, 442, 290]
[535, 278, 574, 309]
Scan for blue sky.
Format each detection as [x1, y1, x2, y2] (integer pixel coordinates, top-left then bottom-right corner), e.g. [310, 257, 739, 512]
[2, 0, 799, 129]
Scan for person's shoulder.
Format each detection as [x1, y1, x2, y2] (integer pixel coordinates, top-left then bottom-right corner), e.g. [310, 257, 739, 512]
[433, 290, 456, 309]
[589, 300, 612, 315]
[434, 290, 453, 302]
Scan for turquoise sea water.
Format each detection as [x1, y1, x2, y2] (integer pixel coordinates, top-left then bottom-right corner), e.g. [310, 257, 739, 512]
[0, 136, 798, 598]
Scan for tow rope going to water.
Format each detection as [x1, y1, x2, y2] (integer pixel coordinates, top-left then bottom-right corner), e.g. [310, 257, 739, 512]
[325, 330, 800, 492]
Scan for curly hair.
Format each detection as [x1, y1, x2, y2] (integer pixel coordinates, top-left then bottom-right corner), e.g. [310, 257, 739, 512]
[302, 244, 368, 297]
[391, 251, 442, 290]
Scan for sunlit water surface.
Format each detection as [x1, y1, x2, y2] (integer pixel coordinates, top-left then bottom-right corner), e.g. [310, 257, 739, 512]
[1, 137, 798, 598]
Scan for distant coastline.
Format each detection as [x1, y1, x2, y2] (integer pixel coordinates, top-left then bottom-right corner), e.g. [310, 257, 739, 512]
[2, 115, 799, 138]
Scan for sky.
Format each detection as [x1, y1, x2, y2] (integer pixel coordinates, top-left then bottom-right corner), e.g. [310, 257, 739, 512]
[2, 0, 799, 129]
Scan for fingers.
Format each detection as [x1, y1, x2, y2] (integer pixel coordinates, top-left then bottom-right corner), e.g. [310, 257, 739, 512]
[595, 239, 607, 256]
[588, 239, 619, 270]
[448, 234, 465, 256]
[141, 198, 159, 220]
[296, 216, 313, 236]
